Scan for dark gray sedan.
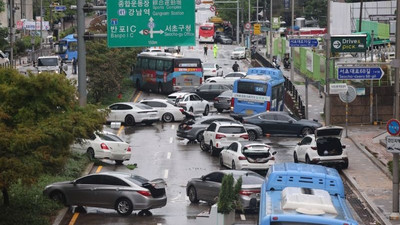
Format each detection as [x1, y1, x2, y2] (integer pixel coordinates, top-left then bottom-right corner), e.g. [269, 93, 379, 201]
[186, 170, 264, 210]
[242, 111, 323, 136]
[43, 172, 167, 216]
[214, 90, 232, 113]
[176, 115, 263, 142]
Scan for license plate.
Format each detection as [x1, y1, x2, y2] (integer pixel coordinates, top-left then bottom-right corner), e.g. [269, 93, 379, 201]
[184, 82, 192, 86]
[246, 109, 253, 115]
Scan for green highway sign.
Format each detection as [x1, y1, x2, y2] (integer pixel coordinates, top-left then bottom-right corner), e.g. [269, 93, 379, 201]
[331, 35, 367, 53]
[107, 0, 195, 48]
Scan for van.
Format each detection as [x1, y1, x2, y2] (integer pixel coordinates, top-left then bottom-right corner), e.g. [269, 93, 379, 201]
[0, 50, 10, 64]
[36, 55, 67, 75]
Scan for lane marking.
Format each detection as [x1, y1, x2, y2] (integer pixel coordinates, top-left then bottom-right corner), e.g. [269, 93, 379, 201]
[171, 124, 175, 129]
[240, 214, 246, 220]
[164, 169, 169, 179]
[96, 166, 102, 173]
[68, 213, 80, 225]
[167, 152, 171, 159]
[169, 137, 173, 144]
[157, 223, 162, 225]
[117, 125, 124, 136]
[133, 91, 142, 103]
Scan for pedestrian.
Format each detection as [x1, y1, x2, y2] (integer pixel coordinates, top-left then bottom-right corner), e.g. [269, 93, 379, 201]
[203, 44, 208, 56]
[72, 57, 77, 74]
[213, 44, 218, 59]
[232, 61, 239, 72]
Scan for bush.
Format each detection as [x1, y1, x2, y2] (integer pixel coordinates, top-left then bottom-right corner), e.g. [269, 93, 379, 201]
[0, 152, 90, 225]
[217, 174, 242, 214]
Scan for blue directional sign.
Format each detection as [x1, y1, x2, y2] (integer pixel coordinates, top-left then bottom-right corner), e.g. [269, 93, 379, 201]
[337, 67, 384, 80]
[55, 6, 67, 11]
[289, 39, 319, 47]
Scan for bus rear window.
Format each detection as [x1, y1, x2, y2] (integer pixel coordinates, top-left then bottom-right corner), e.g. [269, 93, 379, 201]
[175, 59, 201, 68]
[200, 26, 213, 31]
[237, 81, 267, 96]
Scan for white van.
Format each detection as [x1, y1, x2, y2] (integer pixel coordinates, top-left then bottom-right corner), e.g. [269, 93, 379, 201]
[36, 55, 67, 74]
[0, 50, 10, 64]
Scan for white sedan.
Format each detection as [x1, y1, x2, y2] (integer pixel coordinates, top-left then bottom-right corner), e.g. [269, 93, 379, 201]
[220, 141, 276, 170]
[202, 62, 223, 79]
[106, 102, 159, 126]
[71, 132, 132, 165]
[175, 93, 211, 116]
[230, 47, 247, 59]
[140, 99, 185, 122]
[205, 72, 246, 86]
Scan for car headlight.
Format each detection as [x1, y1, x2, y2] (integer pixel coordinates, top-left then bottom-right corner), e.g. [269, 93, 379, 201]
[55, 70, 59, 73]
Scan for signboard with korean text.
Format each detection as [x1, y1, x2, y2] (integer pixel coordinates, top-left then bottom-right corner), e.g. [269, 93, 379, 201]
[272, 17, 280, 29]
[329, 83, 348, 94]
[331, 35, 367, 53]
[289, 39, 318, 47]
[337, 67, 384, 80]
[107, 0, 195, 47]
[387, 136, 400, 154]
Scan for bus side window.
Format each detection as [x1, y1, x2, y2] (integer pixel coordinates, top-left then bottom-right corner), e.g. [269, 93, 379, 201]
[149, 59, 156, 70]
[156, 59, 164, 71]
[142, 58, 149, 69]
[164, 60, 172, 72]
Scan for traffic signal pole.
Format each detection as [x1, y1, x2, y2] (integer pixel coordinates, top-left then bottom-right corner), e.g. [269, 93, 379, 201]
[77, 0, 87, 106]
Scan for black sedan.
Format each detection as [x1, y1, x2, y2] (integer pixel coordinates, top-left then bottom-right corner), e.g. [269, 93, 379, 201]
[242, 111, 323, 137]
[189, 83, 232, 101]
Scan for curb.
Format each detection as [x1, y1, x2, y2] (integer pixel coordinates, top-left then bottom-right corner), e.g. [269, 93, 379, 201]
[51, 162, 95, 225]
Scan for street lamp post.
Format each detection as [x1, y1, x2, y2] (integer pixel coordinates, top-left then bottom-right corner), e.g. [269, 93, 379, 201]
[269, 0, 273, 62]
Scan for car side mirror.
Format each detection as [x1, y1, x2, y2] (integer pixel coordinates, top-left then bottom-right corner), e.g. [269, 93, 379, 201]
[201, 176, 205, 181]
[297, 142, 301, 145]
[272, 151, 277, 155]
[288, 120, 294, 124]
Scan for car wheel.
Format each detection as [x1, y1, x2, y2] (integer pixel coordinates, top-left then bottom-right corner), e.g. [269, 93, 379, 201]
[209, 141, 216, 156]
[342, 159, 349, 169]
[301, 127, 313, 137]
[219, 155, 224, 167]
[217, 108, 223, 113]
[124, 115, 135, 126]
[136, 79, 141, 91]
[196, 131, 204, 142]
[162, 113, 174, 123]
[305, 155, 311, 164]
[188, 186, 199, 203]
[210, 80, 216, 83]
[247, 130, 257, 141]
[115, 198, 133, 216]
[203, 105, 209, 116]
[87, 148, 95, 161]
[189, 107, 194, 113]
[231, 160, 236, 169]
[200, 139, 209, 151]
[49, 191, 66, 205]
[293, 152, 299, 163]
[115, 160, 124, 165]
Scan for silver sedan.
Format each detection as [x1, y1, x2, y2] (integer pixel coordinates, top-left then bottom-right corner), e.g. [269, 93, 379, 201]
[43, 172, 167, 216]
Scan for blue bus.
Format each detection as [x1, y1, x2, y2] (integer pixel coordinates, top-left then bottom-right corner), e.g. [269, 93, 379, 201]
[259, 163, 358, 225]
[132, 52, 203, 94]
[231, 67, 285, 118]
[57, 34, 78, 62]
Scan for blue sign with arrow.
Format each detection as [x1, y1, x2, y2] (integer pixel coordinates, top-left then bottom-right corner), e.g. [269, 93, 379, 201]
[289, 39, 319, 47]
[337, 67, 384, 80]
[55, 6, 67, 12]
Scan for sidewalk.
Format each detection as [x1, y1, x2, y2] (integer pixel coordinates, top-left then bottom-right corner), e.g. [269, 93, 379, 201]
[272, 56, 400, 225]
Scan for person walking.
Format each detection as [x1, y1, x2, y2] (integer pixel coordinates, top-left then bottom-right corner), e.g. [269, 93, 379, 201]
[232, 61, 239, 72]
[72, 57, 77, 74]
[213, 44, 218, 59]
[203, 44, 208, 56]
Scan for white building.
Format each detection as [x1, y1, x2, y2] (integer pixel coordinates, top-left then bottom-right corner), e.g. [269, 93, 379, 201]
[0, 0, 34, 28]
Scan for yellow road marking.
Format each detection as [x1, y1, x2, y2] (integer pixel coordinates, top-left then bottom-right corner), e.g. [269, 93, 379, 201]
[96, 166, 102, 173]
[133, 91, 142, 103]
[117, 125, 124, 135]
[68, 213, 79, 225]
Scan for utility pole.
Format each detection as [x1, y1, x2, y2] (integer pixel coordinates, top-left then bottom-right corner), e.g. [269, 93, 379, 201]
[77, 0, 87, 106]
[40, 0, 43, 51]
[256, 0, 259, 22]
[290, 0, 294, 81]
[236, 0, 239, 45]
[269, 0, 272, 62]
[9, 0, 15, 67]
[358, 0, 363, 32]
[325, 0, 331, 126]
[370, 30, 374, 124]
[389, 0, 400, 220]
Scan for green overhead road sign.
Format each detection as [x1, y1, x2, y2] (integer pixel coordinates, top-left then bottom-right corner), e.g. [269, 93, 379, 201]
[107, 0, 195, 48]
[331, 35, 367, 53]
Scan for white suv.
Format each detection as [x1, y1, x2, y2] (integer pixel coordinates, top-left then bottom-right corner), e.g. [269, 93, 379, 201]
[293, 126, 348, 169]
[200, 121, 249, 156]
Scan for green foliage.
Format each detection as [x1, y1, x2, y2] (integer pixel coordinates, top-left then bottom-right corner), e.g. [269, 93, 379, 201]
[0, 152, 89, 225]
[304, 0, 327, 27]
[217, 174, 242, 214]
[60, 26, 76, 39]
[0, 68, 106, 206]
[86, 39, 141, 103]
[14, 36, 40, 56]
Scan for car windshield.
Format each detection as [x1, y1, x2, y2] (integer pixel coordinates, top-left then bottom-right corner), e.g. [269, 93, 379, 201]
[135, 103, 153, 110]
[233, 173, 264, 184]
[288, 112, 301, 121]
[219, 90, 232, 98]
[234, 47, 245, 52]
[38, 58, 58, 66]
[202, 63, 215, 68]
[98, 133, 124, 142]
[218, 126, 245, 134]
[126, 174, 149, 186]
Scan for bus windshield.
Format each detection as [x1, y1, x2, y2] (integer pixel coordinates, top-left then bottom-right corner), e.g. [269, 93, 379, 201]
[237, 81, 268, 96]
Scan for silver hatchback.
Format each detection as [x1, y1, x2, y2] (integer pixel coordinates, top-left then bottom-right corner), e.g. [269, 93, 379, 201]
[43, 172, 167, 216]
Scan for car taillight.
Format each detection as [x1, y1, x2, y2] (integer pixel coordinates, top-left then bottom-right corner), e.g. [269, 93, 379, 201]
[214, 97, 219, 102]
[182, 124, 192, 130]
[266, 101, 271, 111]
[172, 78, 176, 86]
[127, 146, 132, 152]
[179, 108, 184, 113]
[231, 98, 234, 108]
[216, 134, 226, 139]
[239, 189, 260, 196]
[212, 70, 216, 72]
[238, 156, 247, 160]
[137, 190, 152, 196]
[100, 143, 109, 150]
[311, 146, 317, 150]
[240, 134, 249, 139]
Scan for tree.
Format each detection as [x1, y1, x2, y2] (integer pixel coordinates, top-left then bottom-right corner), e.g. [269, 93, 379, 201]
[304, 0, 327, 27]
[0, 69, 106, 206]
[86, 39, 141, 103]
[217, 174, 242, 214]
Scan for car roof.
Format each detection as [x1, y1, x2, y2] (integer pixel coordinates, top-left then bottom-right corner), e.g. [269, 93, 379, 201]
[196, 115, 234, 122]
[213, 121, 242, 126]
[237, 141, 268, 146]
